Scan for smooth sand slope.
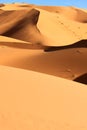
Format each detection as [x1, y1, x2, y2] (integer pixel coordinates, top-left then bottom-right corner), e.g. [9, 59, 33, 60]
[0, 3, 87, 129]
[0, 35, 43, 49]
[37, 6, 87, 23]
[0, 46, 87, 81]
[0, 65, 87, 130]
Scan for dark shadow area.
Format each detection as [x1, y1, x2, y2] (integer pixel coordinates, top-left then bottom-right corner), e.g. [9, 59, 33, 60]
[0, 9, 42, 44]
[44, 40, 87, 52]
[0, 4, 4, 7]
[74, 73, 87, 85]
[19, 5, 33, 7]
[2, 9, 40, 37]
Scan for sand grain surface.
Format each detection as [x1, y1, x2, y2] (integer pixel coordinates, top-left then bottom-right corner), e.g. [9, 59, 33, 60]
[0, 3, 87, 129]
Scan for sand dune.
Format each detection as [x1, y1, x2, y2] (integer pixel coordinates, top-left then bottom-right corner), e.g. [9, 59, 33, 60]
[0, 3, 34, 10]
[37, 6, 87, 23]
[0, 35, 44, 49]
[37, 7, 87, 46]
[0, 4, 87, 47]
[0, 65, 87, 130]
[0, 4, 4, 7]
[45, 40, 87, 51]
[0, 9, 45, 45]
[0, 46, 86, 81]
[0, 3, 86, 81]
[0, 35, 27, 43]
[0, 3, 87, 129]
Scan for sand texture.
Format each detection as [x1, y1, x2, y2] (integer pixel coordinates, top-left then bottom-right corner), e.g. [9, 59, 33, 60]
[0, 3, 87, 129]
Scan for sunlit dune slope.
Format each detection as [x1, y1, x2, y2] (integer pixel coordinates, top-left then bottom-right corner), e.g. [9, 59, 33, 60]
[0, 3, 86, 84]
[0, 35, 44, 49]
[0, 65, 87, 129]
[0, 3, 87, 129]
[0, 4, 87, 47]
[37, 7, 87, 46]
[0, 3, 34, 10]
[37, 6, 87, 23]
[0, 35, 27, 43]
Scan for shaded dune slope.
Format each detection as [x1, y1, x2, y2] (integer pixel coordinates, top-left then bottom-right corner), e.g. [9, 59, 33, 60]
[0, 9, 45, 45]
[0, 4, 4, 7]
[74, 73, 87, 85]
[44, 40, 87, 52]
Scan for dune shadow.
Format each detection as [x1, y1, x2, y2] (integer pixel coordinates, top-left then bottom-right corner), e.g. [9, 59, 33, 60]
[44, 40, 87, 52]
[2, 9, 40, 37]
[19, 5, 33, 7]
[74, 73, 87, 85]
[0, 4, 5, 7]
[0, 42, 44, 49]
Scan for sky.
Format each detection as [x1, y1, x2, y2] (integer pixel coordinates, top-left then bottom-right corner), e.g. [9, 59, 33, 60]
[1, 0, 87, 9]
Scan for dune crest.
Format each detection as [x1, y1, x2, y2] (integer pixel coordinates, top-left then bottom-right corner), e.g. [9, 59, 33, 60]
[0, 9, 46, 45]
[0, 3, 86, 83]
[0, 3, 87, 129]
[0, 4, 87, 47]
[37, 6, 87, 23]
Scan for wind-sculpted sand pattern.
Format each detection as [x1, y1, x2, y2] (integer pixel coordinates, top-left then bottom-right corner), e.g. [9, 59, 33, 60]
[0, 3, 87, 130]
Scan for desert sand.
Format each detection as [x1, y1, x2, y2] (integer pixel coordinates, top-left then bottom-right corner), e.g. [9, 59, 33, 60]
[0, 65, 87, 130]
[0, 3, 87, 129]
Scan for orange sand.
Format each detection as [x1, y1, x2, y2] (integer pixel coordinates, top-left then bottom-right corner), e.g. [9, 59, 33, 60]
[0, 3, 87, 129]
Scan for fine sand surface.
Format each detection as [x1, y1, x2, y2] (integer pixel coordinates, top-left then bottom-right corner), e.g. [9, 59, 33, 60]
[0, 3, 87, 129]
[0, 46, 87, 81]
[0, 65, 87, 130]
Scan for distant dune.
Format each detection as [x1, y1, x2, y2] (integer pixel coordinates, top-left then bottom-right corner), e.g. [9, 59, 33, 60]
[37, 6, 87, 23]
[0, 3, 87, 129]
[0, 3, 86, 82]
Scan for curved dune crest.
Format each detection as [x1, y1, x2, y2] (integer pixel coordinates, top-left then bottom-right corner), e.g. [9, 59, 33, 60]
[37, 6, 87, 23]
[0, 9, 43, 43]
[0, 65, 87, 129]
[37, 7, 87, 46]
[0, 3, 87, 129]
[37, 8, 80, 46]
[0, 35, 27, 43]
[0, 47, 86, 81]
[0, 3, 34, 10]
[0, 3, 86, 83]
[0, 4, 87, 47]
[0, 36, 44, 49]
[44, 40, 87, 52]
